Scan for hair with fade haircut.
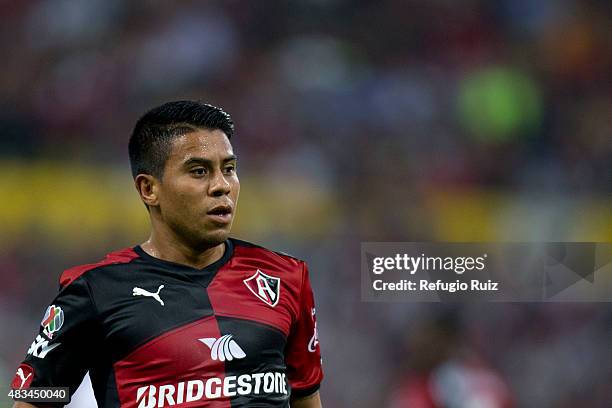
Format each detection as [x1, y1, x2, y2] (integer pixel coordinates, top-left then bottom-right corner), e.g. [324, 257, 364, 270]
[128, 100, 234, 180]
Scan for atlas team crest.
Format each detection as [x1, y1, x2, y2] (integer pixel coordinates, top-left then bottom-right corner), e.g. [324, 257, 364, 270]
[243, 269, 281, 307]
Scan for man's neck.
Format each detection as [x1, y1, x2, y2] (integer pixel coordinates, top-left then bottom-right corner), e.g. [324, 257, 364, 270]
[140, 231, 226, 270]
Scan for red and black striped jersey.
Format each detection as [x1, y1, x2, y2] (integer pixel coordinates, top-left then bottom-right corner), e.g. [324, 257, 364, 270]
[11, 238, 323, 407]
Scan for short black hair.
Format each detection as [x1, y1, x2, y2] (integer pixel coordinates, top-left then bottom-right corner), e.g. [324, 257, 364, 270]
[128, 100, 234, 179]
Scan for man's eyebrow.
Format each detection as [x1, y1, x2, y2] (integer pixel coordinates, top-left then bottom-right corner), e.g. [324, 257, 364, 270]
[183, 155, 238, 166]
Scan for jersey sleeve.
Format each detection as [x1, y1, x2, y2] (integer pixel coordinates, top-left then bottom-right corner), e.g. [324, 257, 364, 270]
[10, 275, 98, 402]
[285, 261, 323, 397]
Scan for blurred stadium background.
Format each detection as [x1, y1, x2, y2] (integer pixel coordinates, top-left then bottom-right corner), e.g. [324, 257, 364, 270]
[1, 1, 611, 407]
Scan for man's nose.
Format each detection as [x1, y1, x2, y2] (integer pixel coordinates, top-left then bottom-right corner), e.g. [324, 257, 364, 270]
[209, 170, 231, 196]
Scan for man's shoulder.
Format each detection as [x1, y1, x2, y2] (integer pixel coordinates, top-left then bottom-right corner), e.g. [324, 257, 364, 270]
[230, 237, 306, 269]
[59, 247, 140, 288]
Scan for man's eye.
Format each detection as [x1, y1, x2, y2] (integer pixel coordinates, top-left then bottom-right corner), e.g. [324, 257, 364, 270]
[224, 166, 236, 174]
[191, 168, 207, 176]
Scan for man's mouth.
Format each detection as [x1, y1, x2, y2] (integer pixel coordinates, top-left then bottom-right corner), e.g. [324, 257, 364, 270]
[207, 205, 233, 223]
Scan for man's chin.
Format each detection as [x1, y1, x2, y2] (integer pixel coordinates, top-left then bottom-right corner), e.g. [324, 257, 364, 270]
[198, 228, 231, 247]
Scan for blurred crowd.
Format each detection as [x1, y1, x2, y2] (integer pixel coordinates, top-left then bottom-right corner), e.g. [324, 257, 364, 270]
[0, 1, 611, 407]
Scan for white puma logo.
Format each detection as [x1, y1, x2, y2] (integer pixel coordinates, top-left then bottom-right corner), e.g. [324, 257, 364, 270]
[132, 285, 165, 306]
[16, 368, 32, 388]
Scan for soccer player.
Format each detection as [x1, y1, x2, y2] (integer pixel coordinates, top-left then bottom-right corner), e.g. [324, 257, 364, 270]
[11, 101, 323, 408]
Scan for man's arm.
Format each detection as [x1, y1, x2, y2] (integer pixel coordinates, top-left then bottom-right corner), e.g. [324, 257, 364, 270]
[10, 276, 98, 408]
[290, 390, 322, 408]
[285, 262, 324, 407]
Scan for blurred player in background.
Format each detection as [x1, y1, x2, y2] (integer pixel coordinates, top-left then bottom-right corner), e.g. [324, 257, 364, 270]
[390, 312, 512, 408]
[10, 100, 323, 408]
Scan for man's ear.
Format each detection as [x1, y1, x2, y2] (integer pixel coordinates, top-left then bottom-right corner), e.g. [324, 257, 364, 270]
[134, 174, 160, 207]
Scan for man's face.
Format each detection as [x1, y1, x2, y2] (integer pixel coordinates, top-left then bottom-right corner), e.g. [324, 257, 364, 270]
[155, 129, 239, 248]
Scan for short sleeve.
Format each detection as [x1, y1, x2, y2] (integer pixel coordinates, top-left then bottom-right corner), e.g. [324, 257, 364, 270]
[10, 276, 98, 402]
[285, 262, 323, 397]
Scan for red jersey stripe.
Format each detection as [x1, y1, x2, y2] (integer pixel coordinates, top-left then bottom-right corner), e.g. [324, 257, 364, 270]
[59, 247, 139, 288]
